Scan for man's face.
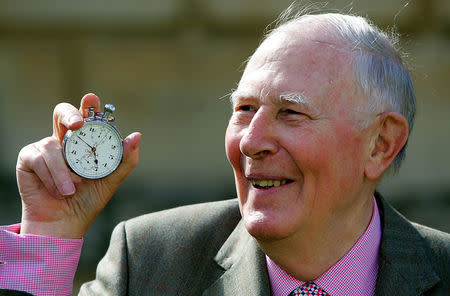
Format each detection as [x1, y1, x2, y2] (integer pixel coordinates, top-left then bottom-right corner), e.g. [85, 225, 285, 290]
[225, 29, 374, 242]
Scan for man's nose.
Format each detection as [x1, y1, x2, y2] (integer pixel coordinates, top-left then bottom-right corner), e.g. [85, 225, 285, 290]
[239, 110, 278, 158]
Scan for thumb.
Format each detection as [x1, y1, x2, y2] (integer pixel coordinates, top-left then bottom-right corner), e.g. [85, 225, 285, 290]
[105, 132, 142, 186]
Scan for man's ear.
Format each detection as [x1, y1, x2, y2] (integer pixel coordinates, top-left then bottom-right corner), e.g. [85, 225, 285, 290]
[364, 112, 409, 180]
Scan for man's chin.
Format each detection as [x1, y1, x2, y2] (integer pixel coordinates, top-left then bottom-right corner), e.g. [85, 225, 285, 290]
[243, 214, 294, 242]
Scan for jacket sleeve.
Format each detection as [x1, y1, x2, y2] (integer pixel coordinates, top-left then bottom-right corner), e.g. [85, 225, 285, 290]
[79, 222, 129, 296]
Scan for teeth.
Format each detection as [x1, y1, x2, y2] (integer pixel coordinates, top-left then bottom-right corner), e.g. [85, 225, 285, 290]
[251, 179, 289, 188]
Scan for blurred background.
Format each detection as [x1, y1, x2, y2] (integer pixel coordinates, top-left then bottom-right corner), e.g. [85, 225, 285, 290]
[0, 0, 448, 293]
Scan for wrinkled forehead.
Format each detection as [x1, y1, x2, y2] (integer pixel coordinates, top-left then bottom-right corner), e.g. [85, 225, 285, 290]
[234, 28, 361, 111]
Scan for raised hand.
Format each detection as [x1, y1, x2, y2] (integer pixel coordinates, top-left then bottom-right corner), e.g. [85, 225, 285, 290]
[16, 93, 141, 238]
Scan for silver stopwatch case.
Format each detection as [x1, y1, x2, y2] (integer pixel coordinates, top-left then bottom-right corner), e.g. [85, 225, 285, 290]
[62, 104, 123, 179]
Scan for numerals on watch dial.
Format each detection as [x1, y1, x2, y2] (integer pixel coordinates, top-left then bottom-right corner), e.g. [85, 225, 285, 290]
[63, 121, 123, 179]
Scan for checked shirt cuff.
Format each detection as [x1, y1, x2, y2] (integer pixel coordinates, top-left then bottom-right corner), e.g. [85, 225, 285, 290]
[0, 224, 83, 296]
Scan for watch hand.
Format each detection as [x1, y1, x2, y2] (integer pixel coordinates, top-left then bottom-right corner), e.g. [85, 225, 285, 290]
[85, 149, 98, 170]
[77, 135, 94, 149]
[95, 133, 108, 148]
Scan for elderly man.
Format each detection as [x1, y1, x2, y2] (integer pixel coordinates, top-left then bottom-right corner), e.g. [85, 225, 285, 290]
[0, 7, 449, 296]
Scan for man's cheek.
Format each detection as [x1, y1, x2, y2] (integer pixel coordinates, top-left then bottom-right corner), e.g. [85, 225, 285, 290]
[335, 128, 367, 169]
[225, 134, 242, 168]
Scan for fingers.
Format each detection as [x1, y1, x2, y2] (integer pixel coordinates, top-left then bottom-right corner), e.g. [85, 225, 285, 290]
[52, 103, 83, 142]
[39, 137, 76, 196]
[79, 93, 101, 117]
[17, 143, 60, 197]
[52, 93, 102, 142]
[105, 132, 142, 187]
[17, 137, 75, 197]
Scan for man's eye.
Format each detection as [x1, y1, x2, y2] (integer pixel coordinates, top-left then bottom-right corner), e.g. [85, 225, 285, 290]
[236, 105, 254, 112]
[283, 109, 302, 115]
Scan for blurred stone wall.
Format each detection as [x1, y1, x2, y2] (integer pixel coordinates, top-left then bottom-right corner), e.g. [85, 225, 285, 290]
[0, 0, 448, 293]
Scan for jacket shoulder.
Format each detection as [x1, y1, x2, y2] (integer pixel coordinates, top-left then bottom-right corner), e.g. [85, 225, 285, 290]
[412, 222, 450, 251]
[125, 198, 241, 240]
[411, 222, 450, 280]
[376, 194, 450, 295]
[120, 198, 242, 295]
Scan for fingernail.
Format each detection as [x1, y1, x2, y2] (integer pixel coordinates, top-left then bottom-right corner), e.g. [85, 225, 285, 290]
[61, 181, 75, 196]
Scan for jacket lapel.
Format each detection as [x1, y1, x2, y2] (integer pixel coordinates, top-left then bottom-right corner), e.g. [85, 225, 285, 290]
[375, 195, 441, 295]
[202, 221, 271, 296]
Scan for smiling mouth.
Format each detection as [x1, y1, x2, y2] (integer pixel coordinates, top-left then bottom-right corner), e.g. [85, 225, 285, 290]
[250, 179, 293, 189]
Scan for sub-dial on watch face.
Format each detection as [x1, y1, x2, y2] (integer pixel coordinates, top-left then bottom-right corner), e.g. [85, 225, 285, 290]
[64, 121, 123, 179]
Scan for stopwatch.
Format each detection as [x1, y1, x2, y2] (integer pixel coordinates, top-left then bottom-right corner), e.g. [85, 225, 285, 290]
[62, 104, 123, 179]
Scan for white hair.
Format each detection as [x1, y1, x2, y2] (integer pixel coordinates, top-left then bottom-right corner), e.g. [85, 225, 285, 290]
[264, 6, 416, 174]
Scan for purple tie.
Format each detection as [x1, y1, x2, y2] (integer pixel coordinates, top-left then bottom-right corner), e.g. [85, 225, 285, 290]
[288, 282, 330, 296]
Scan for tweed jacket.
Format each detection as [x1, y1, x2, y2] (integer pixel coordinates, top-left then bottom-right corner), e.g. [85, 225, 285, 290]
[1, 195, 448, 296]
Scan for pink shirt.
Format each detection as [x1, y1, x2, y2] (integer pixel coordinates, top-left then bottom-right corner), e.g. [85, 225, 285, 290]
[0, 224, 83, 296]
[267, 197, 381, 296]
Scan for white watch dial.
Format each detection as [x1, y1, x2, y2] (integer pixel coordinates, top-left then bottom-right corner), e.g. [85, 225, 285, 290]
[63, 120, 123, 179]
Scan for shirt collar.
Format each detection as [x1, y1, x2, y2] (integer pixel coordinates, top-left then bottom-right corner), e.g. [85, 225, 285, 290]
[266, 196, 382, 296]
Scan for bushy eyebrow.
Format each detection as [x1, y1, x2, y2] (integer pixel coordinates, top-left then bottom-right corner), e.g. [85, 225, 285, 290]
[230, 90, 319, 114]
[229, 90, 250, 106]
[279, 92, 319, 113]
